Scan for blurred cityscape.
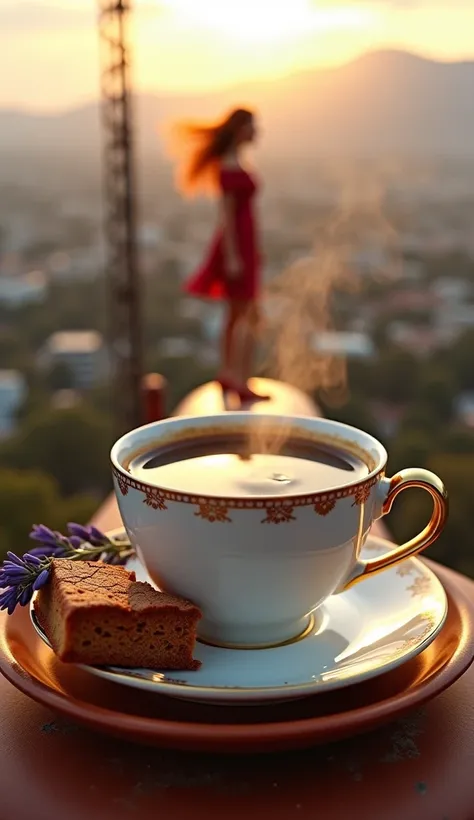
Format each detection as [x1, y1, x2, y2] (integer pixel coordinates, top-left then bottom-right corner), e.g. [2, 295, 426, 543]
[1, 47, 474, 575]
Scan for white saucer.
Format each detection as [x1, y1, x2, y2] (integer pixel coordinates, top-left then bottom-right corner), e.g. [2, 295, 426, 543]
[30, 533, 447, 705]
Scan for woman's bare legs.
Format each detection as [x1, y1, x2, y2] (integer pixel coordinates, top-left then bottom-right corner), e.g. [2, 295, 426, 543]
[239, 302, 262, 384]
[221, 300, 269, 400]
[218, 302, 241, 382]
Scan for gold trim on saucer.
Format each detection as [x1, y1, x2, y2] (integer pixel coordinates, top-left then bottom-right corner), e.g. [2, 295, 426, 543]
[196, 613, 316, 651]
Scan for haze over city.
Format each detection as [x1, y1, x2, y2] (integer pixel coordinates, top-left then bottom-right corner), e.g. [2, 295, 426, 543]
[2, 0, 474, 110]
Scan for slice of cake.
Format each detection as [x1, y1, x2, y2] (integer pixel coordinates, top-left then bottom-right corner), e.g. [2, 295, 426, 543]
[34, 559, 202, 670]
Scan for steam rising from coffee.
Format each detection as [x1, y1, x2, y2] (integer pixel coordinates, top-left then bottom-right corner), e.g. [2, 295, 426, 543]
[250, 160, 402, 457]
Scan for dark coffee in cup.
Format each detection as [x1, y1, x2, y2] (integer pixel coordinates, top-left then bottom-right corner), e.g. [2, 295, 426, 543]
[125, 432, 369, 496]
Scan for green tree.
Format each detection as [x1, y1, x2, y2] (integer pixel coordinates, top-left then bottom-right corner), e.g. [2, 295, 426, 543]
[47, 361, 74, 391]
[372, 318, 389, 350]
[318, 393, 379, 439]
[387, 429, 433, 475]
[371, 348, 419, 403]
[0, 327, 30, 370]
[61, 493, 99, 528]
[424, 250, 474, 282]
[449, 329, 474, 391]
[387, 453, 474, 578]
[0, 469, 96, 559]
[0, 404, 114, 496]
[15, 386, 50, 424]
[346, 359, 375, 397]
[440, 427, 474, 454]
[415, 366, 456, 423]
[398, 405, 441, 437]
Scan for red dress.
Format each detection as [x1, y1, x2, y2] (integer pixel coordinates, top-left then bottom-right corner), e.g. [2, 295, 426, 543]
[184, 167, 260, 302]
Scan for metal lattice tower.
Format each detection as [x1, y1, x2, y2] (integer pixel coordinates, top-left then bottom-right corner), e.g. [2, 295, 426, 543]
[98, 0, 143, 433]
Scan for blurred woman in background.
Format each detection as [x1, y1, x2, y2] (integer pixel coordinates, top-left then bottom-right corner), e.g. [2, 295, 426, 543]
[169, 106, 268, 402]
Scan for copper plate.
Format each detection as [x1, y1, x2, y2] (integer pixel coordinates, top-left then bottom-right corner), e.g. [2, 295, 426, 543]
[0, 562, 472, 754]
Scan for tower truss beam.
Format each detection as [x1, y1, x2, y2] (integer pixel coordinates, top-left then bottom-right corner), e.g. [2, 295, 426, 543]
[98, 0, 143, 433]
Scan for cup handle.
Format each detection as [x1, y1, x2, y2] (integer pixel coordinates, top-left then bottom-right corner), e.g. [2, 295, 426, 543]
[344, 468, 448, 589]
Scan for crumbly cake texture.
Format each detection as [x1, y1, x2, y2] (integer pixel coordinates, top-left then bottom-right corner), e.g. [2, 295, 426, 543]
[34, 559, 202, 670]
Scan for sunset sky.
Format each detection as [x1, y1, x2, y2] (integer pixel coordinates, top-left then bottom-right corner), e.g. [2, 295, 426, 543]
[2, 0, 474, 111]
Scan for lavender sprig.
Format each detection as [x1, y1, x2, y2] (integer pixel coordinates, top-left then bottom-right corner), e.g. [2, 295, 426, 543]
[0, 524, 134, 615]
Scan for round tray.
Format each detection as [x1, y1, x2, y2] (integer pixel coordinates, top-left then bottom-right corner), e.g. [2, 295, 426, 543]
[0, 562, 472, 754]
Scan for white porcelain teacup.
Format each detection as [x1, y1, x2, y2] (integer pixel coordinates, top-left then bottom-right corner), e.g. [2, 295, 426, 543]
[111, 413, 447, 649]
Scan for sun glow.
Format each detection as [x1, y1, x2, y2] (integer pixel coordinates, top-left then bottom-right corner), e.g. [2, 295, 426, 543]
[158, 0, 377, 45]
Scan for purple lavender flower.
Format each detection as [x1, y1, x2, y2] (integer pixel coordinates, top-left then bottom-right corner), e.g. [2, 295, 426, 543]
[0, 589, 14, 605]
[0, 588, 19, 616]
[27, 545, 67, 559]
[6, 551, 27, 566]
[0, 557, 30, 584]
[29, 525, 58, 546]
[66, 523, 110, 547]
[87, 525, 110, 546]
[19, 587, 33, 606]
[23, 554, 42, 567]
[68, 536, 85, 551]
[0, 566, 29, 584]
[32, 569, 51, 591]
[66, 523, 93, 542]
[0, 522, 134, 615]
[27, 525, 71, 559]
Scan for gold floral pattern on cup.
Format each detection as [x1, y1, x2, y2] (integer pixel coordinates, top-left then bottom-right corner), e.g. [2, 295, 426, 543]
[143, 488, 168, 510]
[314, 498, 337, 516]
[261, 505, 296, 524]
[112, 465, 380, 521]
[194, 503, 231, 523]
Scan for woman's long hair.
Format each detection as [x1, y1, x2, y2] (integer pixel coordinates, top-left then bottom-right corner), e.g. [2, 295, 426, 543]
[166, 107, 253, 197]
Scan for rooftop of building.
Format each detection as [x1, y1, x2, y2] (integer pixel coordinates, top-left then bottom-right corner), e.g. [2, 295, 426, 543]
[45, 330, 104, 354]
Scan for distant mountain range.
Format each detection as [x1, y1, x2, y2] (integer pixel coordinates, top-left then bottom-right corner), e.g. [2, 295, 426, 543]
[1, 50, 474, 158]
